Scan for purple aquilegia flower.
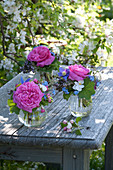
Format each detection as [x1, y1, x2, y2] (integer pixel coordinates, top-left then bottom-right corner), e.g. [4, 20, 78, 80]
[20, 76, 31, 84]
[58, 67, 69, 80]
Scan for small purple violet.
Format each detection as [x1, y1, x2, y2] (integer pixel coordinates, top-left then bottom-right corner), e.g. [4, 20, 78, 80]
[58, 67, 69, 80]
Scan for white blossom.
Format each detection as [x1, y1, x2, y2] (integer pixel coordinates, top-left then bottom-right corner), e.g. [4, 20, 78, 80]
[96, 47, 108, 60]
[68, 51, 78, 65]
[39, 84, 47, 92]
[8, 43, 16, 53]
[67, 122, 72, 129]
[73, 80, 84, 92]
[1, 58, 14, 70]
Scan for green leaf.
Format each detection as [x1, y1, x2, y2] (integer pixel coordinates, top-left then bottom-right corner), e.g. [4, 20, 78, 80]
[75, 129, 82, 135]
[63, 93, 70, 101]
[73, 122, 79, 128]
[7, 99, 15, 107]
[9, 105, 20, 115]
[61, 122, 67, 128]
[32, 107, 38, 112]
[76, 117, 82, 124]
[78, 78, 95, 100]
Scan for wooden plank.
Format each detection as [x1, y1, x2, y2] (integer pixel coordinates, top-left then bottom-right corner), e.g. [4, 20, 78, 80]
[105, 125, 113, 170]
[0, 144, 62, 164]
[63, 148, 90, 170]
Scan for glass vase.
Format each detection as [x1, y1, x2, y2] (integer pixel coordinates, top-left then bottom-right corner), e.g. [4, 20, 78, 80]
[18, 106, 47, 127]
[69, 95, 92, 117]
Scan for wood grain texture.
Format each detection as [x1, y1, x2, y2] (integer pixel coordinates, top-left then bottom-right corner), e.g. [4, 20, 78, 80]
[0, 144, 62, 164]
[0, 67, 113, 149]
[105, 125, 113, 170]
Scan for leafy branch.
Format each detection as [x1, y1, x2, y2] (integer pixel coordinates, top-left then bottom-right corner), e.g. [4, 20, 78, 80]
[0, 13, 20, 65]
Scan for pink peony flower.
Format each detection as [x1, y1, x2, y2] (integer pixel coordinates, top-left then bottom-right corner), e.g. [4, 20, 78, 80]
[68, 64, 90, 81]
[13, 82, 44, 113]
[27, 46, 55, 67]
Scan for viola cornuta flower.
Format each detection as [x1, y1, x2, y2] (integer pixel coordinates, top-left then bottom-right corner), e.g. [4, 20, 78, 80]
[58, 67, 69, 80]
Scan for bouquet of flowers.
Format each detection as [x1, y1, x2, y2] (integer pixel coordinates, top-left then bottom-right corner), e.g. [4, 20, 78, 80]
[54, 64, 100, 117]
[21, 45, 60, 74]
[7, 77, 53, 127]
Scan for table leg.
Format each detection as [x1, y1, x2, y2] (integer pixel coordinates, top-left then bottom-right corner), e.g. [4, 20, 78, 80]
[105, 125, 113, 170]
[62, 148, 90, 170]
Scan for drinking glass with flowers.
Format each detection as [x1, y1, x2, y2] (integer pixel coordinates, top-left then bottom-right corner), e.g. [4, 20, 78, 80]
[55, 64, 100, 117]
[7, 77, 53, 127]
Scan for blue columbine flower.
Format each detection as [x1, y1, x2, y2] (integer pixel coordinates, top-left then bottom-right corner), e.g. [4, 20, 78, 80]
[33, 46, 38, 49]
[52, 89, 56, 95]
[58, 67, 69, 80]
[20, 76, 31, 84]
[42, 81, 48, 86]
[96, 81, 101, 86]
[44, 95, 47, 100]
[62, 87, 69, 94]
[74, 90, 79, 95]
[89, 75, 94, 81]
[51, 51, 55, 56]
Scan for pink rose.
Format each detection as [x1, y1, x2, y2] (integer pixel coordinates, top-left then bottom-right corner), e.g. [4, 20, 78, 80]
[13, 82, 44, 113]
[27, 46, 55, 67]
[68, 64, 89, 81]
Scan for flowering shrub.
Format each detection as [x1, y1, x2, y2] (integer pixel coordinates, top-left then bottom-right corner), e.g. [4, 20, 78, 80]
[55, 64, 100, 101]
[8, 77, 53, 115]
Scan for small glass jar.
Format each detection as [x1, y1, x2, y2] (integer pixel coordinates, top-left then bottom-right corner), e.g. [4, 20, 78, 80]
[18, 106, 47, 127]
[69, 95, 92, 117]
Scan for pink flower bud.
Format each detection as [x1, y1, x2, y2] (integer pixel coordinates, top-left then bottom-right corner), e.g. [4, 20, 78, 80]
[47, 93, 50, 97]
[63, 120, 67, 124]
[64, 127, 67, 131]
[70, 119, 74, 124]
[67, 128, 72, 132]
[48, 98, 51, 103]
[33, 79, 39, 84]
[41, 108, 45, 113]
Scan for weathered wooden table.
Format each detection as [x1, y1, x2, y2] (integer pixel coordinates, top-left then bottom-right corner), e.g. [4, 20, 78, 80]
[0, 67, 113, 170]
